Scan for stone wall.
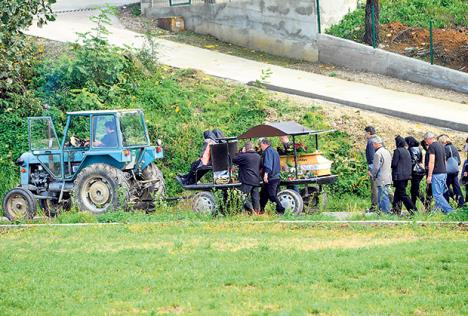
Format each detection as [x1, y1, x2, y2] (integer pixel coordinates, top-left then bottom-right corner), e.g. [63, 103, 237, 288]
[146, 0, 319, 62]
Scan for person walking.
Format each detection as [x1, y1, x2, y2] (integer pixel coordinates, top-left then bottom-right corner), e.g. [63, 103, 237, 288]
[364, 126, 378, 212]
[369, 136, 392, 214]
[421, 139, 433, 209]
[259, 138, 285, 214]
[438, 135, 465, 207]
[232, 142, 261, 214]
[424, 132, 453, 214]
[405, 136, 426, 207]
[391, 136, 416, 215]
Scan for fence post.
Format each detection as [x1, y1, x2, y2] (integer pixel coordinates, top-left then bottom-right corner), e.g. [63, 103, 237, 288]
[371, 2, 376, 48]
[429, 20, 434, 65]
[316, 0, 321, 34]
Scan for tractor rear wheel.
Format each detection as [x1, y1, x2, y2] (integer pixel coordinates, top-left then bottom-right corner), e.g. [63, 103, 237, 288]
[3, 188, 37, 221]
[74, 164, 129, 214]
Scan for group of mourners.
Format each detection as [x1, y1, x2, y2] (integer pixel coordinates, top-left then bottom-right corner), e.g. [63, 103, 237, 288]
[178, 130, 287, 214]
[365, 126, 468, 215]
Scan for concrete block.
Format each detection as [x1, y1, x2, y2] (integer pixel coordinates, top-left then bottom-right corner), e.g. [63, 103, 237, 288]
[157, 16, 185, 32]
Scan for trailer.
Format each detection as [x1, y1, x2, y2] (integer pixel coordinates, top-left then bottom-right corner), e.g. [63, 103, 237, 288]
[178, 122, 337, 214]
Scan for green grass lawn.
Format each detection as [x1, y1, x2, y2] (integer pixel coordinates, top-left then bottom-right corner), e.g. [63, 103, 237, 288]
[0, 223, 466, 315]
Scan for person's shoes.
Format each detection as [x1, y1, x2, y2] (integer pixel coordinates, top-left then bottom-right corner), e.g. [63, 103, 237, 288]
[176, 175, 188, 186]
[254, 210, 265, 215]
[365, 208, 376, 214]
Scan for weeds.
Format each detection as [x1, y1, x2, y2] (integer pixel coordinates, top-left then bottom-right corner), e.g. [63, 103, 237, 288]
[327, 0, 468, 40]
[214, 189, 246, 216]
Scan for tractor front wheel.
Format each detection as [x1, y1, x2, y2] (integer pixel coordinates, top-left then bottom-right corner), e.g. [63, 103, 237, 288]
[74, 164, 129, 214]
[3, 188, 37, 221]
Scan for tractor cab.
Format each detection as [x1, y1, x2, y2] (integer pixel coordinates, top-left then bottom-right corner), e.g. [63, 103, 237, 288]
[25, 109, 162, 182]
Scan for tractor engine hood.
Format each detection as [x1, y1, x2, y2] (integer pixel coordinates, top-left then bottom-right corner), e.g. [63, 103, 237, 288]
[18, 152, 39, 166]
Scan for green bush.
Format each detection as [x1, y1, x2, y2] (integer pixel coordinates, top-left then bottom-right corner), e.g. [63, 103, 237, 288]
[327, 0, 468, 40]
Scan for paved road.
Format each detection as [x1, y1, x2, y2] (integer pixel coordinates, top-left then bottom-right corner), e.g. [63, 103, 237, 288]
[26, 11, 468, 131]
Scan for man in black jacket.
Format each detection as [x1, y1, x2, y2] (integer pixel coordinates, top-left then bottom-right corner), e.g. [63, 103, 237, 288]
[233, 141, 261, 213]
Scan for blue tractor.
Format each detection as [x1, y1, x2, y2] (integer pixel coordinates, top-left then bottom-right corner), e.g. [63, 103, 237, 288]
[2, 109, 165, 220]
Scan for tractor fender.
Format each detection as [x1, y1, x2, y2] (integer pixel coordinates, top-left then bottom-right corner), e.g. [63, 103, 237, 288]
[80, 155, 125, 171]
[138, 147, 158, 171]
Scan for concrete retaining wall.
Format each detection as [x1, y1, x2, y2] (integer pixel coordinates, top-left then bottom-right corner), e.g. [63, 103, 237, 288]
[146, 0, 319, 62]
[318, 34, 468, 94]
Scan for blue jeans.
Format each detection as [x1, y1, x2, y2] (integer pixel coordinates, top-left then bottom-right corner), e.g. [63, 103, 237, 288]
[432, 173, 453, 214]
[378, 185, 392, 214]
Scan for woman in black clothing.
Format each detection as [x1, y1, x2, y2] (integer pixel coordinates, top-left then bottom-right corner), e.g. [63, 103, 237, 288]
[405, 136, 426, 207]
[392, 136, 416, 214]
[439, 135, 465, 207]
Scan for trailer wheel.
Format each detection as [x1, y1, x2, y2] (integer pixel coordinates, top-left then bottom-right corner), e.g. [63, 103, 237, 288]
[192, 191, 216, 215]
[3, 188, 37, 221]
[74, 164, 129, 214]
[278, 189, 304, 214]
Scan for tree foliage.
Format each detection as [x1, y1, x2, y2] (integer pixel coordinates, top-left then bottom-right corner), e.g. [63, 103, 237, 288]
[0, 0, 56, 102]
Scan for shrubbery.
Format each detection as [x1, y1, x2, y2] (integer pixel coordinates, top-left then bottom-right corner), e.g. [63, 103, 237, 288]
[327, 0, 468, 41]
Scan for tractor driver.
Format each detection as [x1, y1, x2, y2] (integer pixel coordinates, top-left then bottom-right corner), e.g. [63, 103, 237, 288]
[94, 121, 118, 147]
